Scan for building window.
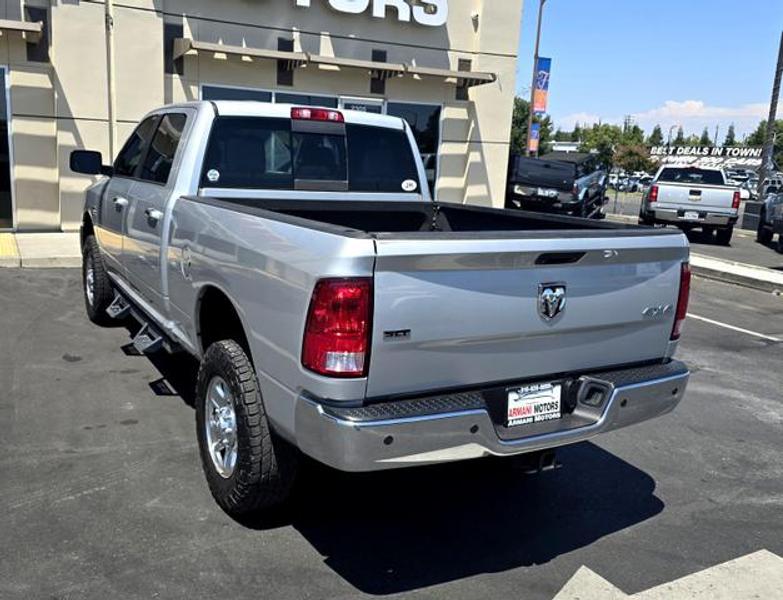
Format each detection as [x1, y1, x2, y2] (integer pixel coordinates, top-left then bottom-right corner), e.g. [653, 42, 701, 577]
[24, 6, 49, 63]
[0, 68, 12, 229]
[201, 86, 272, 102]
[386, 102, 441, 196]
[275, 93, 338, 108]
[164, 23, 184, 76]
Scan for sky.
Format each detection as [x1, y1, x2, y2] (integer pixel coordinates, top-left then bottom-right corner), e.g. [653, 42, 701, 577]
[516, 0, 783, 142]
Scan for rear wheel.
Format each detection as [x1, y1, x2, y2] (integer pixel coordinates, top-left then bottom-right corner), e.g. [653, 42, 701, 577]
[82, 235, 114, 326]
[757, 211, 773, 244]
[196, 340, 298, 516]
[715, 226, 733, 246]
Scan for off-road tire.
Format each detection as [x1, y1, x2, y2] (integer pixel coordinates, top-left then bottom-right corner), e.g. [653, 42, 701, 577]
[196, 340, 298, 516]
[757, 211, 773, 244]
[715, 226, 733, 246]
[82, 235, 115, 326]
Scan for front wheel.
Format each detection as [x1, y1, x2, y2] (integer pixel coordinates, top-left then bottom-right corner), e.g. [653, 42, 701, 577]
[196, 340, 298, 516]
[82, 235, 114, 326]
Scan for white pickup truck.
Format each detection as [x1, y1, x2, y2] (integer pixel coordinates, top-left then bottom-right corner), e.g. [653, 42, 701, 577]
[71, 101, 692, 516]
[639, 166, 741, 245]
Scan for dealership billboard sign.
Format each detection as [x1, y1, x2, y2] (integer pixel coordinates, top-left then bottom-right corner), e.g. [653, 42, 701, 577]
[649, 145, 763, 170]
[294, 0, 449, 27]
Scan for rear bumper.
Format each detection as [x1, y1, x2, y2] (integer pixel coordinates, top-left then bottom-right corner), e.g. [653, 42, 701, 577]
[294, 360, 689, 472]
[649, 207, 737, 227]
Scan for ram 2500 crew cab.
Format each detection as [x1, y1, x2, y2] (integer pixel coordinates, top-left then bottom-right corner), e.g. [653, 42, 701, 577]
[71, 101, 691, 516]
[639, 166, 741, 244]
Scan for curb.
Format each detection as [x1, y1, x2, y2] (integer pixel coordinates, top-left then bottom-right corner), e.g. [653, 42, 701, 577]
[690, 254, 783, 294]
[19, 256, 81, 269]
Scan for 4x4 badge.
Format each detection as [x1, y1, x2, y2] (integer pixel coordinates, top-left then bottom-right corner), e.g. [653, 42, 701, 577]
[539, 283, 566, 321]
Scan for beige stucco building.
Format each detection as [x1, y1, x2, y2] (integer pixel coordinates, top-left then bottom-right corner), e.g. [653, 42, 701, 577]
[0, 0, 524, 232]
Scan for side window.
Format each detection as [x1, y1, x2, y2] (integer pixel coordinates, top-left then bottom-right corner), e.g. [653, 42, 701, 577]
[114, 116, 158, 178]
[139, 113, 187, 184]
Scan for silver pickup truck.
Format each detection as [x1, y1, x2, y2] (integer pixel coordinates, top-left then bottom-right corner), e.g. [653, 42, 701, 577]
[639, 166, 740, 245]
[71, 101, 691, 516]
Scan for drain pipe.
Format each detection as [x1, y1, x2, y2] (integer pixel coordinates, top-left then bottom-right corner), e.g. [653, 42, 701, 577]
[105, 0, 117, 159]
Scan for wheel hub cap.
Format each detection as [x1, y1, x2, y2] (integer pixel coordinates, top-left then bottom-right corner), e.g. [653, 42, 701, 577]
[85, 262, 95, 306]
[205, 376, 238, 478]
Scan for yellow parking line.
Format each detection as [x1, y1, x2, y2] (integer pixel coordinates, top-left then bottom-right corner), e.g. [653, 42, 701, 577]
[0, 233, 19, 258]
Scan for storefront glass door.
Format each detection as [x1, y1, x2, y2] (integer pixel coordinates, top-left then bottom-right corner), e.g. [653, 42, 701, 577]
[0, 67, 13, 229]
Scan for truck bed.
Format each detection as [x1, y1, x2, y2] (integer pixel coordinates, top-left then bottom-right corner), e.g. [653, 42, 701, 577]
[189, 197, 674, 239]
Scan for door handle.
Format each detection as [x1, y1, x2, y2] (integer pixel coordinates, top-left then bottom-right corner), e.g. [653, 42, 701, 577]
[144, 208, 164, 223]
[113, 196, 129, 211]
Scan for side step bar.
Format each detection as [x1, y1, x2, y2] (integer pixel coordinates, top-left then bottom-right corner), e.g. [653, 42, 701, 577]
[106, 291, 179, 354]
[132, 323, 164, 354]
[106, 295, 131, 320]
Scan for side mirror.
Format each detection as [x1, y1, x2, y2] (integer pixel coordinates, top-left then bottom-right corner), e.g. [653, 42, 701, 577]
[70, 150, 112, 176]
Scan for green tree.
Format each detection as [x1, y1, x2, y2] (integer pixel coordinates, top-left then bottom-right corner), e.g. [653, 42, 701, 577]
[673, 126, 685, 145]
[579, 123, 623, 166]
[699, 127, 713, 146]
[571, 123, 582, 142]
[622, 124, 645, 146]
[724, 123, 736, 146]
[747, 119, 783, 169]
[614, 144, 654, 173]
[683, 134, 700, 147]
[509, 97, 553, 155]
[647, 124, 664, 146]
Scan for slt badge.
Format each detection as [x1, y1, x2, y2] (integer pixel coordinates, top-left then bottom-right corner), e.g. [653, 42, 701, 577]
[538, 283, 566, 321]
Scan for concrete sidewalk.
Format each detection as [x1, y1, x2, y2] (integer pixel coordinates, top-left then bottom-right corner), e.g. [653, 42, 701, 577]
[0, 232, 81, 268]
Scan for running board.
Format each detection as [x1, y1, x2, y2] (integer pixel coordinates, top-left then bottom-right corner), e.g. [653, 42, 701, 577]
[106, 294, 131, 320]
[132, 323, 164, 354]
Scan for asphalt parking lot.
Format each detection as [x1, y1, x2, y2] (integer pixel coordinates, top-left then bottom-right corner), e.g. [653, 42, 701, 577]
[1, 269, 781, 599]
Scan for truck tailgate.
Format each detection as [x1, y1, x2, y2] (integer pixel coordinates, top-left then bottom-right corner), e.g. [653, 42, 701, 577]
[657, 182, 736, 212]
[367, 232, 688, 398]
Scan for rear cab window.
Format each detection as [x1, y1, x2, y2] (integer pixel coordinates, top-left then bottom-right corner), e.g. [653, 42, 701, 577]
[200, 116, 420, 193]
[658, 168, 725, 186]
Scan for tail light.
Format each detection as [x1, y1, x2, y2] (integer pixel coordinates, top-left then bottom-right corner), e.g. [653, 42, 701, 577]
[572, 183, 579, 197]
[302, 278, 372, 377]
[648, 185, 659, 202]
[732, 190, 741, 210]
[671, 262, 691, 340]
[291, 107, 344, 123]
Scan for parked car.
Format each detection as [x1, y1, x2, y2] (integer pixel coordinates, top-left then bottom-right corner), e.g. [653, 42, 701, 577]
[506, 152, 608, 217]
[639, 166, 740, 245]
[757, 188, 783, 253]
[71, 101, 691, 517]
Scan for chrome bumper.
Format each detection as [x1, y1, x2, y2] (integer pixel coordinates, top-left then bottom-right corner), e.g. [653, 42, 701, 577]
[294, 361, 689, 472]
[652, 208, 736, 226]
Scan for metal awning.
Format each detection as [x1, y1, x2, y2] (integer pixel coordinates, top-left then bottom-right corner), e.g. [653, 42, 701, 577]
[0, 18, 43, 44]
[173, 39, 308, 70]
[307, 54, 406, 80]
[173, 38, 496, 88]
[405, 65, 496, 88]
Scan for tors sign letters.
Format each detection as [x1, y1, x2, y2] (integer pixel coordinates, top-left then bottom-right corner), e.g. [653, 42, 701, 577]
[294, 0, 448, 27]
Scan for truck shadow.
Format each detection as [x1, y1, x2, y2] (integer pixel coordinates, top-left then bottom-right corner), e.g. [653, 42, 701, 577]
[280, 444, 663, 595]
[135, 337, 664, 595]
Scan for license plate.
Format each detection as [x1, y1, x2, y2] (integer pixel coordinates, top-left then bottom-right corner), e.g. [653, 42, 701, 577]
[683, 211, 700, 220]
[537, 188, 558, 198]
[507, 383, 562, 427]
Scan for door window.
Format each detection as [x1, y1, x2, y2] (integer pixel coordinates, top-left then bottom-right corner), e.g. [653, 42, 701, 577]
[114, 116, 158, 178]
[139, 113, 187, 185]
